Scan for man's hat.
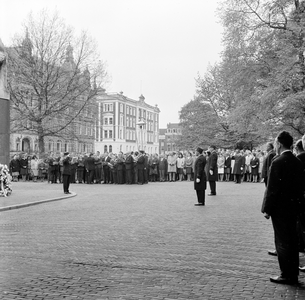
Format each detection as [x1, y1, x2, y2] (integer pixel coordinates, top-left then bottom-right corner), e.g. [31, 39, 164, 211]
[196, 147, 203, 154]
[64, 152, 69, 156]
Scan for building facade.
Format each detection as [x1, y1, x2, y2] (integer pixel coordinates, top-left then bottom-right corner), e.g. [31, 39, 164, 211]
[8, 36, 96, 157]
[159, 123, 182, 154]
[95, 91, 160, 154]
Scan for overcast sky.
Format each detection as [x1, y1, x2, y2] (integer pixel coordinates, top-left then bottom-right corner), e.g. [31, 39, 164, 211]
[1, 0, 223, 128]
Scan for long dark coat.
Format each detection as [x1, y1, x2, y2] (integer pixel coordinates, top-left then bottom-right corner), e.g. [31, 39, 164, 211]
[261, 151, 304, 279]
[262, 151, 304, 215]
[9, 159, 20, 173]
[194, 154, 207, 191]
[261, 150, 276, 179]
[233, 154, 245, 175]
[206, 151, 218, 181]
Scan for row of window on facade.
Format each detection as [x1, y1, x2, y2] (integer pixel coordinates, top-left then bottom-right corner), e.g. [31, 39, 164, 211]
[14, 138, 93, 154]
[166, 128, 182, 134]
[103, 103, 158, 122]
[75, 123, 94, 136]
[100, 129, 158, 143]
[103, 116, 158, 132]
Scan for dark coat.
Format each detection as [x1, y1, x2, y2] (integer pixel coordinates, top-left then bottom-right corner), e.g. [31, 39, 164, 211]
[206, 151, 218, 181]
[137, 155, 145, 170]
[116, 157, 125, 171]
[9, 159, 20, 173]
[224, 156, 231, 171]
[233, 155, 245, 175]
[85, 156, 96, 171]
[261, 151, 304, 215]
[158, 158, 167, 171]
[261, 150, 276, 179]
[194, 155, 207, 191]
[250, 157, 259, 176]
[62, 156, 72, 175]
[297, 152, 305, 196]
[125, 155, 134, 170]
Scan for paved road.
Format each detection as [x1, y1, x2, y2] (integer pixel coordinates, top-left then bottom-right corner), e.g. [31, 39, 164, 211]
[1, 181, 305, 299]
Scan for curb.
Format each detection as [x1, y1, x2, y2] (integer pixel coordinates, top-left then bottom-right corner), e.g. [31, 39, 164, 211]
[0, 192, 77, 212]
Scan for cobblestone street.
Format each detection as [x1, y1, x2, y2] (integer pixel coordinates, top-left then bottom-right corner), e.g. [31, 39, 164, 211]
[1, 181, 305, 299]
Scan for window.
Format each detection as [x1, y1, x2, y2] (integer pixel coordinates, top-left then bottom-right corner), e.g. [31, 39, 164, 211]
[104, 130, 108, 139]
[49, 140, 53, 152]
[104, 103, 113, 112]
[57, 140, 62, 152]
[120, 103, 123, 113]
[104, 145, 108, 153]
[16, 138, 20, 151]
[104, 118, 108, 125]
[109, 130, 113, 138]
[109, 117, 113, 125]
[109, 145, 112, 152]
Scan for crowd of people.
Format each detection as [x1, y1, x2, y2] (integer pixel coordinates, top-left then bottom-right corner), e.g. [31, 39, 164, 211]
[7, 147, 278, 185]
[5, 131, 305, 285]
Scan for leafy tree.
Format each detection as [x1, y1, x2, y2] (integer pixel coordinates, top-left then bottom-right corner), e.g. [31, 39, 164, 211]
[7, 10, 108, 154]
[177, 96, 224, 149]
[219, 0, 305, 136]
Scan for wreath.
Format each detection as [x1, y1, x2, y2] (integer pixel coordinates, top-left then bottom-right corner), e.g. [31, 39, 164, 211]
[0, 164, 12, 197]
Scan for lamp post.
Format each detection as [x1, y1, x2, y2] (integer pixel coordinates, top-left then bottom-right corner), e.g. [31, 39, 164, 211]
[137, 119, 146, 151]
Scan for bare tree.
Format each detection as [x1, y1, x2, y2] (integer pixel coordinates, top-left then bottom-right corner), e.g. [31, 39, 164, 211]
[7, 10, 108, 154]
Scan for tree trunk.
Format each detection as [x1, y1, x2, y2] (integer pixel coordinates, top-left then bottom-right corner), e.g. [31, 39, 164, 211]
[37, 124, 45, 155]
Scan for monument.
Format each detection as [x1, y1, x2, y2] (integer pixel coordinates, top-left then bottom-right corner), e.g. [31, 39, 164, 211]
[0, 38, 10, 166]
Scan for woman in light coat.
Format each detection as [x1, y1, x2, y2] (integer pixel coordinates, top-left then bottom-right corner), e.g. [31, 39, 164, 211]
[30, 155, 39, 182]
[167, 152, 177, 182]
[176, 152, 185, 181]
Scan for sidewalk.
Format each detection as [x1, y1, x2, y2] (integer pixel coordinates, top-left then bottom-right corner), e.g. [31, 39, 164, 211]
[0, 181, 76, 212]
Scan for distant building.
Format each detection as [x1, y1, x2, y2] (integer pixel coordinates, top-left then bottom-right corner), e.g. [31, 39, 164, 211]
[95, 91, 160, 154]
[8, 35, 95, 157]
[159, 123, 182, 153]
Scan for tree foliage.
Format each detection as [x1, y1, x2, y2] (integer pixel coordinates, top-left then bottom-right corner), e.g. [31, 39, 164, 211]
[180, 0, 305, 149]
[7, 10, 108, 153]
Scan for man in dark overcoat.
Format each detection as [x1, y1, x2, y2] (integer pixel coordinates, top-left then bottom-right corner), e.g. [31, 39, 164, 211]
[206, 145, 218, 196]
[102, 152, 111, 184]
[261, 131, 304, 285]
[261, 142, 276, 186]
[137, 151, 145, 185]
[194, 147, 207, 206]
[62, 152, 72, 194]
[85, 153, 96, 184]
[294, 139, 305, 268]
[125, 152, 134, 184]
[94, 151, 103, 184]
[233, 150, 245, 184]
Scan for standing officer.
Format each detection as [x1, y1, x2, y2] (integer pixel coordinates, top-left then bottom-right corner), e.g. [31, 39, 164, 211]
[62, 152, 72, 194]
[261, 142, 276, 186]
[261, 131, 304, 285]
[206, 145, 218, 196]
[194, 147, 207, 206]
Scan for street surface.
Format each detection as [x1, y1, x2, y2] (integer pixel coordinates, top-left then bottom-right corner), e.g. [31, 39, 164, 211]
[1, 181, 305, 299]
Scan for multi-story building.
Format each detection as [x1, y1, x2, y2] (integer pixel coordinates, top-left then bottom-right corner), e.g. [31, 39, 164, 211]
[95, 90, 160, 154]
[159, 123, 182, 153]
[8, 36, 95, 157]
